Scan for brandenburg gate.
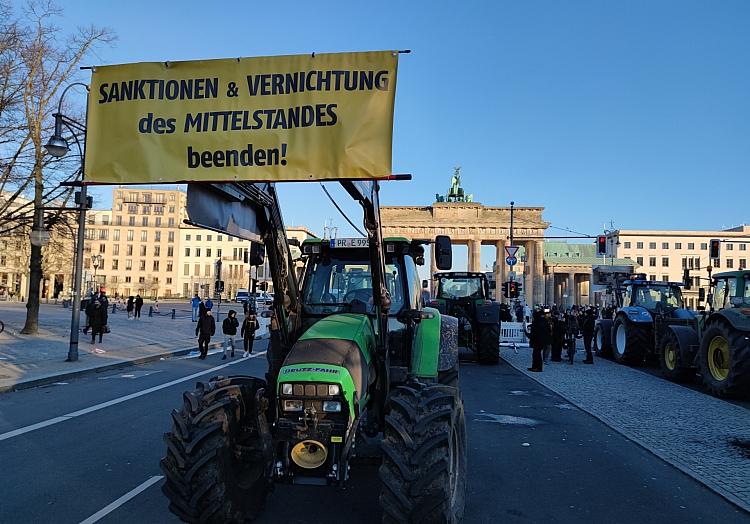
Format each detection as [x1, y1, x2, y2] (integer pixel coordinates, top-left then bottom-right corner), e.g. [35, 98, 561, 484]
[381, 170, 549, 305]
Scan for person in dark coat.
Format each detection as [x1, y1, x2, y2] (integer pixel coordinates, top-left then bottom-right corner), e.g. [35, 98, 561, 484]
[86, 299, 106, 344]
[581, 308, 596, 364]
[222, 309, 239, 360]
[241, 309, 259, 357]
[550, 311, 564, 362]
[126, 296, 135, 320]
[195, 309, 216, 359]
[526, 309, 550, 372]
[134, 294, 144, 319]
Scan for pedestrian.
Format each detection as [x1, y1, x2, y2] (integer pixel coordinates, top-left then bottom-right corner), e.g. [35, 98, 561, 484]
[126, 296, 135, 320]
[195, 309, 216, 359]
[526, 309, 549, 372]
[134, 294, 144, 319]
[153, 299, 160, 314]
[241, 309, 259, 357]
[420, 280, 431, 307]
[205, 297, 214, 311]
[550, 309, 564, 362]
[581, 307, 595, 364]
[87, 299, 106, 344]
[191, 293, 201, 322]
[222, 309, 239, 360]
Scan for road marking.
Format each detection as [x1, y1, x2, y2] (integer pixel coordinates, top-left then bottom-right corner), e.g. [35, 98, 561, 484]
[79, 475, 164, 524]
[0, 351, 266, 442]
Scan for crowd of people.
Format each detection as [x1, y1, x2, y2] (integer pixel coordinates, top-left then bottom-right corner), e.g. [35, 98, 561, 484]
[524, 304, 599, 372]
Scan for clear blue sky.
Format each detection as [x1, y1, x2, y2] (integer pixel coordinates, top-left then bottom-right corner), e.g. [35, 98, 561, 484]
[58, 0, 749, 255]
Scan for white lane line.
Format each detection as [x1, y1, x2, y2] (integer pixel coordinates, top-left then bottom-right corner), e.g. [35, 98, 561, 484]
[0, 351, 266, 442]
[79, 475, 164, 524]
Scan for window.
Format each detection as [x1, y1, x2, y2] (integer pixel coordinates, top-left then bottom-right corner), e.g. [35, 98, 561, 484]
[128, 216, 135, 226]
[139, 276, 145, 284]
[102, 216, 109, 225]
[661, 257, 669, 267]
[185, 248, 191, 257]
[139, 260, 146, 271]
[155, 231, 161, 242]
[228, 237, 233, 242]
[154, 246, 160, 256]
[115, 216, 122, 226]
[85, 229, 95, 240]
[649, 257, 656, 267]
[155, 193, 165, 203]
[141, 231, 148, 242]
[155, 217, 162, 227]
[99, 244, 106, 254]
[675, 242, 682, 249]
[727, 243, 734, 251]
[113, 230, 120, 241]
[84, 259, 90, 269]
[167, 246, 174, 257]
[624, 241, 631, 249]
[649, 242, 656, 249]
[727, 259, 734, 269]
[166, 262, 173, 272]
[205, 264, 211, 277]
[126, 245, 133, 256]
[168, 218, 175, 226]
[128, 205, 138, 214]
[662, 275, 669, 282]
[169, 194, 175, 201]
[186, 234, 191, 241]
[142, 217, 149, 227]
[687, 242, 695, 250]
[112, 260, 119, 270]
[218, 235, 223, 241]
[662, 242, 669, 249]
[740, 259, 747, 269]
[98, 230, 108, 240]
[142, 205, 150, 215]
[637, 242, 644, 249]
[112, 245, 119, 255]
[184, 264, 189, 276]
[217, 248, 222, 257]
[154, 206, 164, 215]
[127, 230, 134, 241]
[153, 261, 160, 271]
[207, 235, 212, 241]
[713, 258, 720, 268]
[206, 248, 212, 257]
[194, 264, 200, 276]
[125, 276, 131, 283]
[110, 276, 117, 283]
[701, 243, 707, 250]
[741, 244, 747, 251]
[166, 277, 172, 284]
[117, 191, 124, 200]
[682, 257, 687, 269]
[140, 245, 147, 257]
[197, 235, 202, 241]
[196, 248, 201, 257]
[126, 260, 132, 270]
[637, 256, 644, 267]
[168, 232, 175, 243]
[169, 206, 175, 213]
[143, 193, 152, 203]
[649, 275, 656, 281]
[693, 257, 700, 268]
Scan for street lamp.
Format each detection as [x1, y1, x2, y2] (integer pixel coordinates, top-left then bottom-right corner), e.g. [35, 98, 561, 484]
[45, 82, 89, 362]
[91, 254, 103, 287]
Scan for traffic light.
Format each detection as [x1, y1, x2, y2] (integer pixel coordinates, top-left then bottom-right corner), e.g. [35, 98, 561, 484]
[214, 280, 225, 293]
[259, 281, 268, 291]
[508, 281, 522, 299]
[502, 281, 509, 298]
[709, 239, 720, 259]
[683, 268, 692, 290]
[596, 235, 607, 255]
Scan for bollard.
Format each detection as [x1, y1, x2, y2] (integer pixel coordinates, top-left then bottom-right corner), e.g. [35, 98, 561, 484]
[112, 303, 117, 314]
[148, 306, 153, 317]
[171, 308, 176, 319]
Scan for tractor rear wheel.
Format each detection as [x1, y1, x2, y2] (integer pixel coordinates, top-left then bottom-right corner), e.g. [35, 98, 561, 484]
[612, 316, 648, 365]
[699, 322, 750, 398]
[438, 364, 460, 388]
[476, 323, 500, 364]
[593, 321, 612, 357]
[658, 329, 694, 382]
[161, 376, 271, 523]
[380, 383, 466, 523]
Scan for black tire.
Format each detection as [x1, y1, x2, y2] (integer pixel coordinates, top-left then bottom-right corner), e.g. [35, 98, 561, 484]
[438, 364, 460, 388]
[160, 376, 271, 523]
[380, 383, 467, 523]
[593, 321, 612, 357]
[699, 322, 750, 398]
[476, 323, 500, 365]
[611, 316, 648, 365]
[658, 329, 694, 382]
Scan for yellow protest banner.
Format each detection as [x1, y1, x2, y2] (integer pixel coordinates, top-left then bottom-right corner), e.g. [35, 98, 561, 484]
[84, 51, 398, 184]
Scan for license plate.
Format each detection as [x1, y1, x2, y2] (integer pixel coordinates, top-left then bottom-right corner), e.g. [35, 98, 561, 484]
[330, 238, 369, 248]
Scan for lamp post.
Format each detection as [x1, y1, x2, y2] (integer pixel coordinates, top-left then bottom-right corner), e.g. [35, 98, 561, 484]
[91, 254, 103, 289]
[44, 82, 89, 362]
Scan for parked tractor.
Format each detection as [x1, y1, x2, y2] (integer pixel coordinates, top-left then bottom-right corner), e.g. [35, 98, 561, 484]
[160, 181, 468, 523]
[429, 272, 500, 364]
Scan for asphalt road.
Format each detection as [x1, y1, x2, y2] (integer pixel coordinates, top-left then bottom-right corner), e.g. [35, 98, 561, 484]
[0, 346, 747, 524]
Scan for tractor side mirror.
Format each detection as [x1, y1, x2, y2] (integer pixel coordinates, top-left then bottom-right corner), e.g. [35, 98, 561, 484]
[435, 235, 452, 270]
[698, 288, 706, 302]
[287, 237, 300, 247]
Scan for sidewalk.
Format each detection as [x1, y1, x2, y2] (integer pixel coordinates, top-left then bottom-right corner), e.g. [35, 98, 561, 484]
[0, 301, 236, 393]
[501, 345, 750, 513]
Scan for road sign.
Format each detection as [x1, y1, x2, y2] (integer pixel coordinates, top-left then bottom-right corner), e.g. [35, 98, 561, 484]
[505, 245, 519, 259]
[506, 256, 517, 266]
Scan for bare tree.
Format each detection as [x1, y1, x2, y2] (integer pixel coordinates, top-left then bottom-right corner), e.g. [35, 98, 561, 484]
[0, 1, 113, 333]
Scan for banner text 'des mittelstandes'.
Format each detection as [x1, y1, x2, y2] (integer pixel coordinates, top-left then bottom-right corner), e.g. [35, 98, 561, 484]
[85, 51, 398, 184]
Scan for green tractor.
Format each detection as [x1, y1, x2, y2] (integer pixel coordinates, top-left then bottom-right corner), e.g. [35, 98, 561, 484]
[160, 181, 468, 523]
[428, 272, 500, 364]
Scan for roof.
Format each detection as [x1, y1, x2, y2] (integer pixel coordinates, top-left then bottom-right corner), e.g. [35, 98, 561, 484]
[713, 270, 750, 279]
[544, 242, 635, 267]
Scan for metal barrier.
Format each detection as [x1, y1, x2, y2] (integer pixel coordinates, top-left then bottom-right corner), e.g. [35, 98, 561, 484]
[501, 321, 527, 345]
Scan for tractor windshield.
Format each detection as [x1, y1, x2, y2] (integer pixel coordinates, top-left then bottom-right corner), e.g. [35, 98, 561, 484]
[632, 285, 683, 310]
[302, 251, 404, 315]
[438, 277, 485, 299]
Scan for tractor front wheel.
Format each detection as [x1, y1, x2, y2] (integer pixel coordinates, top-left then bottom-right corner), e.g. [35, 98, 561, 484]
[160, 376, 271, 523]
[380, 383, 467, 523]
[612, 316, 648, 365]
[476, 323, 500, 364]
[658, 329, 694, 382]
[699, 322, 750, 398]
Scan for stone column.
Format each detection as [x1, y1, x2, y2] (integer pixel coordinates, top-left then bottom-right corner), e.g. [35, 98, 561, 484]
[588, 272, 595, 305]
[430, 242, 438, 296]
[545, 273, 554, 306]
[494, 240, 505, 302]
[533, 240, 545, 306]
[469, 240, 481, 273]
[523, 241, 533, 305]
[567, 272, 575, 308]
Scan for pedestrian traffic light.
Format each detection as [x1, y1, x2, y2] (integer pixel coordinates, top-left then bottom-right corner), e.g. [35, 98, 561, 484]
[597, 235, 607, 255]
[502, 281, 509, 298]
[709, 239, 720, 259]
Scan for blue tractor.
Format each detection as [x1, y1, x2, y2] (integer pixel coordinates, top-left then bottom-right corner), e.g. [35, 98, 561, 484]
[594, 273, 697, 366]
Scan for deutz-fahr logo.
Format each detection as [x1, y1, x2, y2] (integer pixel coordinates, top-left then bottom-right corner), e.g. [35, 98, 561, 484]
[282, 367, 340, 375]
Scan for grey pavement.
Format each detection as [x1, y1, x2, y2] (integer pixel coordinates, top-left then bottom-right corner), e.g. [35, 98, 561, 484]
[502, 345, 750, 513]
[0, 300, 239, 392]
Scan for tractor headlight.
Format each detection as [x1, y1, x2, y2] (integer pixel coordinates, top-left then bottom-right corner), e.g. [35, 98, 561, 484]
[283, 400, 303, 412]
[322, 401, 342, 413]
[282, 383, 293, 395]
[328, 384, 340, 396]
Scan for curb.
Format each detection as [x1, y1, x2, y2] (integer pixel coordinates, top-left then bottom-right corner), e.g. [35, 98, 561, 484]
[500, 352, 750, 515]
[0, 341, 224, 394]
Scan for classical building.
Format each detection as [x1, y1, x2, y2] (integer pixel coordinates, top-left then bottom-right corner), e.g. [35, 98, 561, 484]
[605, 226, 750, 309]
[381, 169, 549, 305]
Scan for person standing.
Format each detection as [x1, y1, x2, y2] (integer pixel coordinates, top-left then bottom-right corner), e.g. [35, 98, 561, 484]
[241, 309, 259, 357]
[126, 296, 135, 320]
[191, 293, 201, 322]
[550, 309, 564, 362]
[87, 299, 106, 345]
[581, 308, 595, 364]
[222, 309, 239, 360]
[134, 294, 144, 319]
[526, 309, 549, 372]
[195, 309, 216, 359]
[205, 297, 214, 312]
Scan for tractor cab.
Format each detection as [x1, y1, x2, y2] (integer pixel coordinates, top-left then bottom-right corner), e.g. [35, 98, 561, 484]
[622, 278, 685, 315]
[710, 271, 750, 312]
